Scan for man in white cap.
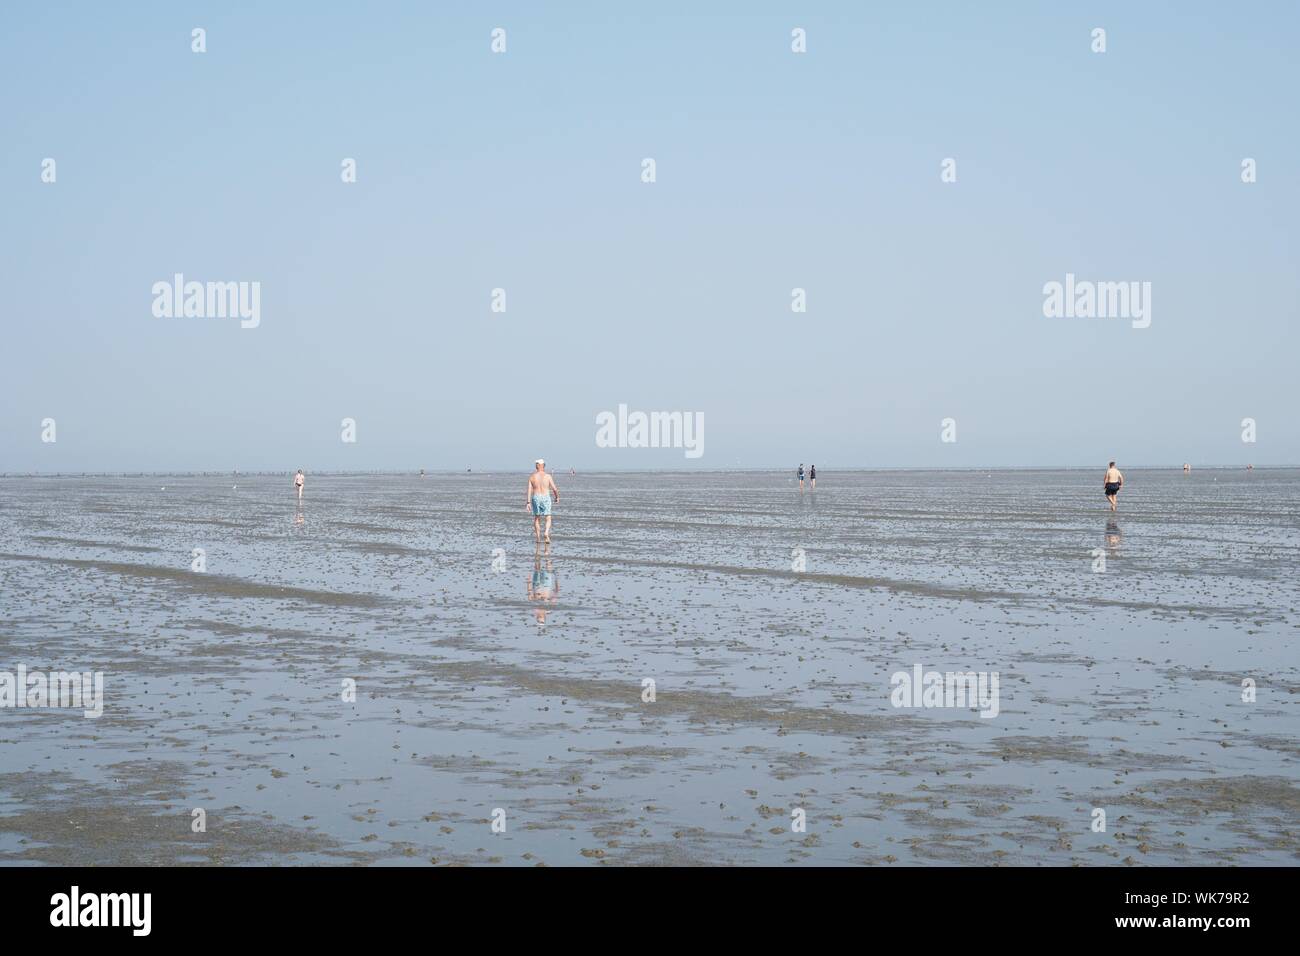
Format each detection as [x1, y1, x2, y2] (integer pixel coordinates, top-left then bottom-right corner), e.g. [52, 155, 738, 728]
[526, 458, 560, 543]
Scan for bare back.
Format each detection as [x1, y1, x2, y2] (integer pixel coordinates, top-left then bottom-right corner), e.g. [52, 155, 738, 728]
[528, 471, 557, 497]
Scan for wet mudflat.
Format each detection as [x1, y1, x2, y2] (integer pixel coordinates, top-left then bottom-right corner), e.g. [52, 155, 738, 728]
[0, 469, 1296, 865]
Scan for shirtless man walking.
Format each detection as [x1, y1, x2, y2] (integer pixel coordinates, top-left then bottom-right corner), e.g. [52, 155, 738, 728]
[526, 458, 560, 543]
[294, 469, 305, 501]
[1103, 460, 1123, 512]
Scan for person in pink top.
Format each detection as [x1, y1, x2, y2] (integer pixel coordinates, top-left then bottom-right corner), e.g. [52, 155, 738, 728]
[294, 469, 305, 501]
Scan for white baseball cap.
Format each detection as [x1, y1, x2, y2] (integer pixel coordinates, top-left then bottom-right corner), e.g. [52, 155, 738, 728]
[535, 458, 545, 466]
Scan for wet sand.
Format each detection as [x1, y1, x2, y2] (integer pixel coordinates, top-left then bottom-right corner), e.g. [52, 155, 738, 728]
[0, 469, 1296, 865]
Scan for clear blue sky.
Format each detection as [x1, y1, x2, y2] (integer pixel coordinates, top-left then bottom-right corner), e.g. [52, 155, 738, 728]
[3, 1, 1297, 471]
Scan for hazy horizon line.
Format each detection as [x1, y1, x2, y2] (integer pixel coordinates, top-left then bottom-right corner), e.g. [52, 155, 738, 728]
[3, 464, 1291, 478]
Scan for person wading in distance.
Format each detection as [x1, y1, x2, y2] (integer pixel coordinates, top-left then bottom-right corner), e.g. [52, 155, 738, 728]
[1103, 461, 1123, 512]
[526, 458, 560, 544]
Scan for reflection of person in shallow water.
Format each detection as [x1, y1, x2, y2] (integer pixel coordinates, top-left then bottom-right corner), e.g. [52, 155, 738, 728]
[1105, 518, 1121, 557]
[526, 544, 559, 626]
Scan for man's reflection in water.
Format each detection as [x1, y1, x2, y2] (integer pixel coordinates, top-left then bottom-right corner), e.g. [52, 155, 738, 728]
[1105, 518, 1121, 558]
[294, 504, 305, 527]
[527, 543, 559, 626]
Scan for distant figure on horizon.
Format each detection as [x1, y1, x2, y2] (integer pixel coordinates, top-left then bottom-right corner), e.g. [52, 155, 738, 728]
[797, 463, 805, 492]
[294, 469, 305, 501]
[1247, 463, 1254, 472]
[526, 458, 560, 544]
[1183, 462, 1190, 474]
[420, 468, 425, 479]
[1104, 461, 1123, 512]
[809, 464, 817, 489]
